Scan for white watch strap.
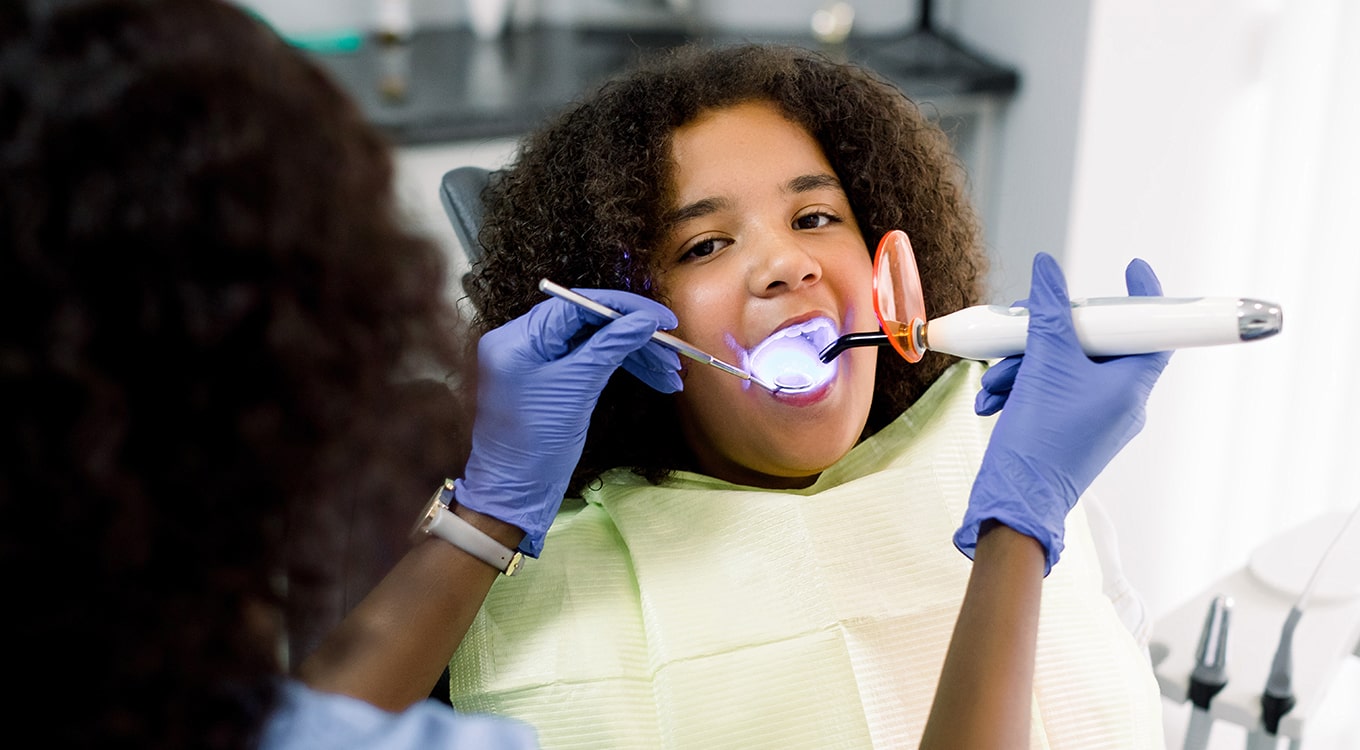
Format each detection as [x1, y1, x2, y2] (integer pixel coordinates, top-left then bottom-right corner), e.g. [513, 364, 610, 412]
[417, 480, 523, 576]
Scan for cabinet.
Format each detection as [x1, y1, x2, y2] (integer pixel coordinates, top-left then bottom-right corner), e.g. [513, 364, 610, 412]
[309, 25, 1019, 301]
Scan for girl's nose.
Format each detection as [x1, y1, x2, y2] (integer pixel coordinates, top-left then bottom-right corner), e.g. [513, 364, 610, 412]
[748, 233, 822, 296]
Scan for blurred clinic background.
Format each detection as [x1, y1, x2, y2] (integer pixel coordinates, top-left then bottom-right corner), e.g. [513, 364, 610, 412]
[237, 1, 1359, 747]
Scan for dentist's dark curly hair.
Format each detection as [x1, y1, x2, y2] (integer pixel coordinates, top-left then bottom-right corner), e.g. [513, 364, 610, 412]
[1, 1, 468, 747]
[467, 43, 987, 494]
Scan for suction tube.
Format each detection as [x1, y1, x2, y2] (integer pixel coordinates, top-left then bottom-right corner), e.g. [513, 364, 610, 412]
[922, 297, 1282, 360]
[1251, 500, 1360, 742]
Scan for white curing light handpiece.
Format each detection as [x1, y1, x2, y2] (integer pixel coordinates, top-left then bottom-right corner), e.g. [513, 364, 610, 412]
[919, 296, 1282, 360]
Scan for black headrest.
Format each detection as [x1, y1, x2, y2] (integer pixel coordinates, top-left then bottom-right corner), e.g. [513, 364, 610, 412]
[438, 166, 493, 265]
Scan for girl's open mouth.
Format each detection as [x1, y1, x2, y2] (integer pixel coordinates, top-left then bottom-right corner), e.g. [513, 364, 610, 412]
[747, 317, 839, 394]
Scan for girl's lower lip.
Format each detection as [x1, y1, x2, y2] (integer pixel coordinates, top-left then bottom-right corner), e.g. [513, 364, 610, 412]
[766, 377, 833, 406]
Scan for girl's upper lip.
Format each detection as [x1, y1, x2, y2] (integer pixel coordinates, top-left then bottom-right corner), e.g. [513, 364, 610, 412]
[763, 310, 838, 343]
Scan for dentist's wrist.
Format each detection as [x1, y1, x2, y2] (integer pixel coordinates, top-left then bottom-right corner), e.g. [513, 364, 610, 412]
[450, 501, 526, 550]
[412, 479, 528, 575]
[454, 466, 568, 558]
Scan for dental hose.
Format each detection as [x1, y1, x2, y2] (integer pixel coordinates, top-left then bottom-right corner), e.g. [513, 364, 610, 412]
[1258, 606, 1300, 736]
[1254, 500, 1360, 742]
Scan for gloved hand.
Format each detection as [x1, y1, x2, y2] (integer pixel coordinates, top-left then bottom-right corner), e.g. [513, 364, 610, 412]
[455, 289, 682, 557]
[954, 253, 1171, 574]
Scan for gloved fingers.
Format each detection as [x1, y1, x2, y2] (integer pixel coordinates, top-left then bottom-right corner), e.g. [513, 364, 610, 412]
[1124, 258, 1164, 297]
[1021, 252, 1085, 361]
[975, 356, 1022, 415]
[620, 331, 684, 393]
[486, 288, 679, 370]
[623, 340, 682, 374]
[569, 309, 674, 373]
[979, 355, 1022, 392]
[1099, 347, 1172, 392]
[1098, 257, 1175, 382]
[1098, 258, 1172, 385]
[574, 288, 680, 330]
[582, 290, 685, 391]
[540, 288, 679, 369]
[483, 297, 594, 367]
[622, 357, 684, 393]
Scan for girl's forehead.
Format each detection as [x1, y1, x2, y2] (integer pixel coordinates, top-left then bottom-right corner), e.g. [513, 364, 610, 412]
[667, 104, 830, 183]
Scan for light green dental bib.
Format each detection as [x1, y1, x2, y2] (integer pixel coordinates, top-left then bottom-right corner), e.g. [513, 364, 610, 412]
[449, 361, 1163, 749]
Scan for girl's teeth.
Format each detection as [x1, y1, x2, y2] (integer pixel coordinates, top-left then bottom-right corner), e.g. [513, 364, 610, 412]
[748, 318, 839, 394]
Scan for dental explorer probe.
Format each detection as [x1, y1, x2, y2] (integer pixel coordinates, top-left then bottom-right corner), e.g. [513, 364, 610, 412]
[1182, 595, 1232, 750]
[538, 279, 781, 392]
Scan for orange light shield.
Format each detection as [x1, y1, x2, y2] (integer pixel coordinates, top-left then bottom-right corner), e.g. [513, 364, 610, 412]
[872, 229, 928, 363]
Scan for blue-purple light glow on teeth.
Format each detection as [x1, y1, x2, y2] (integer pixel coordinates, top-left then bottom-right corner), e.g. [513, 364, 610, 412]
[747, 318, 839, 394]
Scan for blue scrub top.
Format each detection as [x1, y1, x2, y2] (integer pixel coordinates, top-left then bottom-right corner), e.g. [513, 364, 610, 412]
[260, 680, 539, 749]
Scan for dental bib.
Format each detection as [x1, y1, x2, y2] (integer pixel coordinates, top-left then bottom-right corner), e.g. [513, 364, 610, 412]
[448, 361, 1163, 749]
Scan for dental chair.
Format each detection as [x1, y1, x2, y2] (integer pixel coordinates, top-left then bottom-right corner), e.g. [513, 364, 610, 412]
[439, 165, 494, 274]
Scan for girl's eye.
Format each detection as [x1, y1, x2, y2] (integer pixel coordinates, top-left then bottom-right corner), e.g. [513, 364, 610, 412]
[680, 236, 731, 262]
[794, 211, 841, 230]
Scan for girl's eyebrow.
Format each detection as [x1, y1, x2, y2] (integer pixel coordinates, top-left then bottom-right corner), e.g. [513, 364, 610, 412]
[664, 196, 732, 227]
[663, 173, 843, 228]
[786, 172, 844, 194]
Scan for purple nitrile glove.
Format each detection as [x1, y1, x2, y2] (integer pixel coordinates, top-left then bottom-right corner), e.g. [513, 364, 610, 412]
[972, 255, 1166, 417]
[955, 253, 1171, 574]
[456, 289, 682, 557]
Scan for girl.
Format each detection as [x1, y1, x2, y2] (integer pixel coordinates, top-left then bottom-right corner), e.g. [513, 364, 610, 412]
[448, 44, 1169, 748]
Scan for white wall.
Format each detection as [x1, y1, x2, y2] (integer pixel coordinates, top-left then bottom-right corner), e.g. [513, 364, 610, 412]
[950, 0, 1360, 618]
[951, 0, 1360, 746]
[1065, 0, 1360, 620]
[945, 0, 1094, 306]
[392, 139, 520, 306]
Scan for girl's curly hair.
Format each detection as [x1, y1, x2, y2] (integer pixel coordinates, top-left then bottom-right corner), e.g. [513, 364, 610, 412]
[467, 43, 988, 496]
[0, 1, 468, 747]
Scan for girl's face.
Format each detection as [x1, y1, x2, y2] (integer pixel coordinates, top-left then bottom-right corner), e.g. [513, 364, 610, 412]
[653, 100, 878, 488]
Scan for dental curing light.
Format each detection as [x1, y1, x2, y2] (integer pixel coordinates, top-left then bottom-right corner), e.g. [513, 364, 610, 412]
[539, 279, 781, 393]
[818, 230, 1283, 364]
